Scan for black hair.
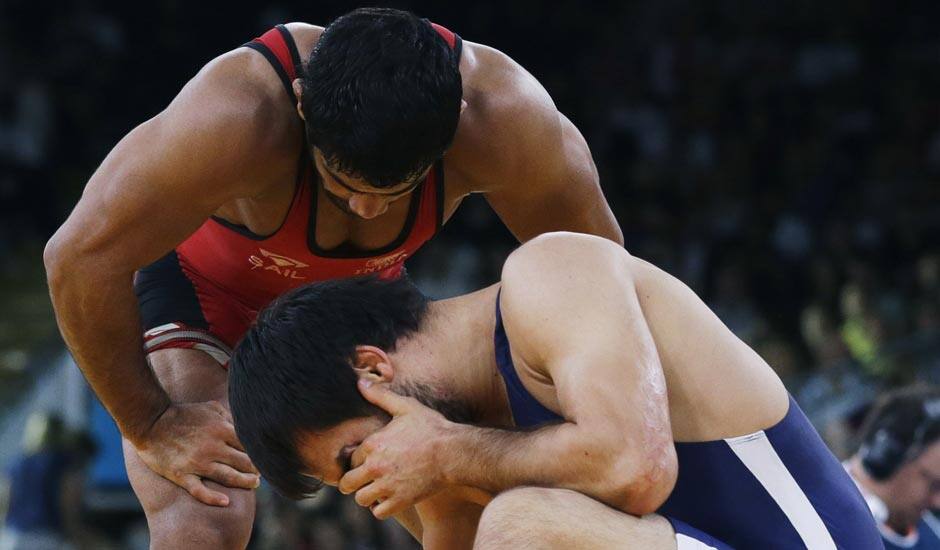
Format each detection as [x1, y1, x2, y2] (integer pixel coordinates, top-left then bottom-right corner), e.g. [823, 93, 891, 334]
[858, 385, 940, 480]
[228, 275, 429, 499]
[302, 8, 462, 188]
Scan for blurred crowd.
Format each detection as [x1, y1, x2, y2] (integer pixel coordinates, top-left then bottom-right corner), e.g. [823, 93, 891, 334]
[1, 0, 938, 548]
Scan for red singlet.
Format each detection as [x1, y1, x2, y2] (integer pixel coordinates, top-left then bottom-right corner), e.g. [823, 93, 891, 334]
[136, 23, 463, 358]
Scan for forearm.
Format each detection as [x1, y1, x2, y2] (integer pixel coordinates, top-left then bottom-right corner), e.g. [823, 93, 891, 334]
[392, 507, 423, 542]
[47, 259, 169, 444]
[416, 492, 484, 550]
[445, 422, 606, 506]
[442, 422, 646, 513]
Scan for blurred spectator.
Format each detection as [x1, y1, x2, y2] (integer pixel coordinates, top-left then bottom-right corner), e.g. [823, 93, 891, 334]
[840, 282, 891, 377]
[801, 304, 850, 367]
[846, 385, 940, 549]
[0, 412, 97, 550]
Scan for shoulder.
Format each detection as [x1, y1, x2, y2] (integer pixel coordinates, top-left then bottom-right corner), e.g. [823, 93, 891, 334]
[502, 232, 631, 287]
[449, 41, 562, 191]
[179, 47, 293, 141]
[461, 41, 552, 121]
[498, 233, 634, 361]
[149, 45, 300, 189]
[283, 22, 326, 59]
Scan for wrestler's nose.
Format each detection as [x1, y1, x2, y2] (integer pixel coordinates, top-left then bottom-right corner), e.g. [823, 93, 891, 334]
[348, 194, 389, 219]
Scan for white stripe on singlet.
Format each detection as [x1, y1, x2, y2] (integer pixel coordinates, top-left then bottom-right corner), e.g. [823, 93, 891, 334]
[725, 431, 838, 550]
[676, 533, 719, 550]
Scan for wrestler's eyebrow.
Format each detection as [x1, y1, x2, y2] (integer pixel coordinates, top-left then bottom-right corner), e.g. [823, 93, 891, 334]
[323, 163, 421, 197]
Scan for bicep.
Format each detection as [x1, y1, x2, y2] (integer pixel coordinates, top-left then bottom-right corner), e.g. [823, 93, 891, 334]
[51, 92, 259, 273]
[482, 106, 622, 244]
[59, 120, 216, 269]
[500, 238, 670, 456]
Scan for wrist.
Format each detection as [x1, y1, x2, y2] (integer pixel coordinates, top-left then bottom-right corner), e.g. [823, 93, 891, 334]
[439, 421, 472, 486]
[121, 392, 172, 447]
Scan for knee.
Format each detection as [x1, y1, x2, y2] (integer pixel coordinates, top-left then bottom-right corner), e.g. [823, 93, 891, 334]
[475, 487, 560, 548]
[148, 488, 255, 550]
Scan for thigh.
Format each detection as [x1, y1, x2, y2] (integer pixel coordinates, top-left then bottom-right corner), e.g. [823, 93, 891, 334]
[122, 348, 255, 535]
[474, 487, 677, 550]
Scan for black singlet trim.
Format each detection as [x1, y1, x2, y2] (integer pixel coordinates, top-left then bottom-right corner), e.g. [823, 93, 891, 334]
[209, 152, 306, 241]
[135, 250, 209, 331]
[453, 34, 463, 64]
[243, 41, 295, 102]
[275, 24, 303, 77]
[305, 161, 439, 258]
[435, 162, 446, 230]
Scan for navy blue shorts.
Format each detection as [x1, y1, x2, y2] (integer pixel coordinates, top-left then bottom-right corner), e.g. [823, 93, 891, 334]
[658, 396, 883, 549]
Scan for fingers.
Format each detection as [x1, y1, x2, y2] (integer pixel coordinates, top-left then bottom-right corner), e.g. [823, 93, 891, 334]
[205, 462, 261, 490]
[180, 474, 230, 507]
[349, 440, 370, 471]
[357, 379, 419, 416]
[217, 420, 247, 453]
[354, 481, 386, 508]
[339, 463, 375, 495]
[222, 447, 259, 476]
[371, 497, 405, 520]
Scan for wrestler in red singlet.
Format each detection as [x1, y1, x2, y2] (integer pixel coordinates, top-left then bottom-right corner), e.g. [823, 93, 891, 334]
[136, 23, 461, 361]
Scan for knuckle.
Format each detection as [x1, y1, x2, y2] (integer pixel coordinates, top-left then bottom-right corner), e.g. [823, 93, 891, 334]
[369, 462, 387, 477]
[210, 424, 228, 438]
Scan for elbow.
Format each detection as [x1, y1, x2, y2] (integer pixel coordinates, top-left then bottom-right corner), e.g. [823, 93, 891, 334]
[44, 230, 85, 297]
[44, 232, 67, 291]
[606, 444, 678, 516]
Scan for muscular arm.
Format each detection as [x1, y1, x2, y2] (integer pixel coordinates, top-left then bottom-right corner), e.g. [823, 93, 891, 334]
[440, 233, 675, 515]
[456, 44, 623, 245]
[43, 52, 284, 444]
[390, 489, 486, 550]
[415, 488, 487, 550]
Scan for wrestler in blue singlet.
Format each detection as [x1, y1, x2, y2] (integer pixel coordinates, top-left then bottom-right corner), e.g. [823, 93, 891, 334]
[493, 295, 883, 549]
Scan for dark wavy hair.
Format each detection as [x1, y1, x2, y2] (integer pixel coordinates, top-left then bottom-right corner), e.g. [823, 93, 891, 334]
[228, 275, 429, 499]
[302, 8, 462, 187]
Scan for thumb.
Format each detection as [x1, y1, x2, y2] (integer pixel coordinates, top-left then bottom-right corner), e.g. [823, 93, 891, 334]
[358, 379, 417, 416]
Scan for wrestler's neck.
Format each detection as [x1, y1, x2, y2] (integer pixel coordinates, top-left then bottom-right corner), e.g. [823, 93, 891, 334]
[391, 285, 509, 425]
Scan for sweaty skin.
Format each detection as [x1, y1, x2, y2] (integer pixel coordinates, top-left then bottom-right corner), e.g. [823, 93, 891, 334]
[293, 233, 789, 548]
[43, 20, 622, 510]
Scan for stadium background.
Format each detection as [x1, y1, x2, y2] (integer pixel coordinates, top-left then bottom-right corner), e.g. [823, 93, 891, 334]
[0, 0, 938, 548]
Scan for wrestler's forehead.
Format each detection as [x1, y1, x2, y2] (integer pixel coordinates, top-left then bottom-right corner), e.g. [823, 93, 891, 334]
[296, 417, 386, 480]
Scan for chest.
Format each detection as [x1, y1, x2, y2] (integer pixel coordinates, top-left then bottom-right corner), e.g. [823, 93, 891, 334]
[312, 183, 416, 251]
[214, 162, 467, 252]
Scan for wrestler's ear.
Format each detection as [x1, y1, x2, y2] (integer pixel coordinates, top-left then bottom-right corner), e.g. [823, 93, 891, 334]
[293, 79, 305, 120]
[352, 345, 394, 385]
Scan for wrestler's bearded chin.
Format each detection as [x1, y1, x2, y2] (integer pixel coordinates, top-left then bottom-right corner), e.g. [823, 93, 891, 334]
[394, 380, 480, 425]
